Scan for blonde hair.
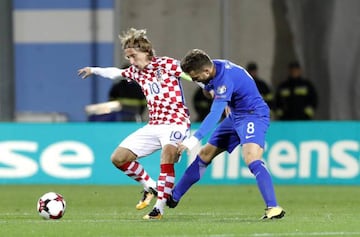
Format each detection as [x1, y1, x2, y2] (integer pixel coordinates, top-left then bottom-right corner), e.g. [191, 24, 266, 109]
[119, 28, 155, 58]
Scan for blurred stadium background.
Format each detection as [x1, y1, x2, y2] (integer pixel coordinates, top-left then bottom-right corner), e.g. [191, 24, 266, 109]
[1, 0, 360, 122]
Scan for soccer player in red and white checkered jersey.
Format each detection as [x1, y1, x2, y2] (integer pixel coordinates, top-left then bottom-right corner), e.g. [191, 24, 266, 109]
[78, 28, 194, 220]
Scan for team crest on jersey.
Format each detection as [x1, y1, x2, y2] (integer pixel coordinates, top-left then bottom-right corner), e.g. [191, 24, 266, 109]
[216, 85, 227, 94]
[155, 69, 163, 81]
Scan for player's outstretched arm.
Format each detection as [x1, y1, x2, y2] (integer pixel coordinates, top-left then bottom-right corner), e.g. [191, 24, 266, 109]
[77, 67, 124, 80]
[177, 100, 228, 155]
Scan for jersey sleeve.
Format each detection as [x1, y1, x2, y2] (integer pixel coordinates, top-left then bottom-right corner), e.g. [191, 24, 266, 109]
[121, 66, 135, 80]
[193, 100, 228, 140]
[90, 67, 123, 80]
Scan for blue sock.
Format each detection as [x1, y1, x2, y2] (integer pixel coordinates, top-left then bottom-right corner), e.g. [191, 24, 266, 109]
[173, 155, 209, 201]
[248, 160, 277, 207]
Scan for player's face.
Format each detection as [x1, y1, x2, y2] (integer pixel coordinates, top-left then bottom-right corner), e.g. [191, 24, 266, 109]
[289, 68, 301, 78]
[124, 48, 150, 70]
[188, 68, 212, 83]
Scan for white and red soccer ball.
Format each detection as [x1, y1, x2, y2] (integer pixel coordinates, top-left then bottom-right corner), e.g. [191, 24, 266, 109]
[37, 192, 66, 220]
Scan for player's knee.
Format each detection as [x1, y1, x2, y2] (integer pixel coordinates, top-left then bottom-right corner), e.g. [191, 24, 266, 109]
[111, 153, 123, 167]
[199, 149, 208, 158]
[242, 143, 263, 165]
[198, 145, 219, 163]
[110, 148, 135, 167]
[244, 156, 261, 166]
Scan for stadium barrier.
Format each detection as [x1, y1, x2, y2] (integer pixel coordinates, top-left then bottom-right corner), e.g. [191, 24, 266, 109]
[0, 122, 359, 185]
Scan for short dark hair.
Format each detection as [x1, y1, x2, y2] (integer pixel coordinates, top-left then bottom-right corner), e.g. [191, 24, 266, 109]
[180, 49, 212, 73]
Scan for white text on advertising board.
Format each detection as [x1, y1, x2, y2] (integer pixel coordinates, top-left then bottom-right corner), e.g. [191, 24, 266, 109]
[0, 141, 94, 179]
[188, 140, 359, 179]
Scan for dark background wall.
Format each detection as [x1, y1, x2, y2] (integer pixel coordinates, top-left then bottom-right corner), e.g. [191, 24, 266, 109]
[0, 0, 15, 121]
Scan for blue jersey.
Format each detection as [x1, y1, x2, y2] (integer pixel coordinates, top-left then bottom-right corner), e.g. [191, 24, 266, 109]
[193, 60, 270, 149]
[205, 60, 269, 116]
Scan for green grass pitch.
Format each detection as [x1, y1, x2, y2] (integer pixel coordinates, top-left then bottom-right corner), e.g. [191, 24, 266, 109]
[1, 185, 360, 237]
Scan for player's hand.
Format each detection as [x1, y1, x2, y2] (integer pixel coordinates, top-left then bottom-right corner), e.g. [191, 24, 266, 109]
[177, 136, 200, 155]
[77, 67, 92, 79]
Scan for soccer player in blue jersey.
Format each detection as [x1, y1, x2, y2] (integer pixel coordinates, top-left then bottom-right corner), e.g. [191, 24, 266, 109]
[167, 49, 285, 219]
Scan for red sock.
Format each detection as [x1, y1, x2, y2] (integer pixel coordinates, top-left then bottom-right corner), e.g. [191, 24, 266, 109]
[157, 164, 175, 201]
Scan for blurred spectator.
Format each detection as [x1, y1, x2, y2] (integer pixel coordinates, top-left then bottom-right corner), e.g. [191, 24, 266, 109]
[275, 61, 318, 120]
[192, 87, 212, 122]
[246, 62, 275, 114]
[108, 63, 147, 122]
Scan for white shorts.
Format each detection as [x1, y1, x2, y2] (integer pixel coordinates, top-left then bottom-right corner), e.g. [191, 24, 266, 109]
[119, 124, 190, 158]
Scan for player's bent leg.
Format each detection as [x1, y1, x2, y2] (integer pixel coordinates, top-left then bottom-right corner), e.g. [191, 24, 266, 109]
[111, 146, 137, 168]
[112, 147, 158, 209]
[243, 143, 285, 220]
[143, 145, 177, 219]
[167, 144, 223, 208]
[144, 164, 175, 218]
[166, 155, 208, 208]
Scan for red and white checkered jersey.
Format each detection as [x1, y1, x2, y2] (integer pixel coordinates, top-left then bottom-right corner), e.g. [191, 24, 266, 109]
[121, 57, 190, 127]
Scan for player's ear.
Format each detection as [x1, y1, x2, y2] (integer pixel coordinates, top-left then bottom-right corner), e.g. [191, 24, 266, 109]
[204, 67, 212, 75]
